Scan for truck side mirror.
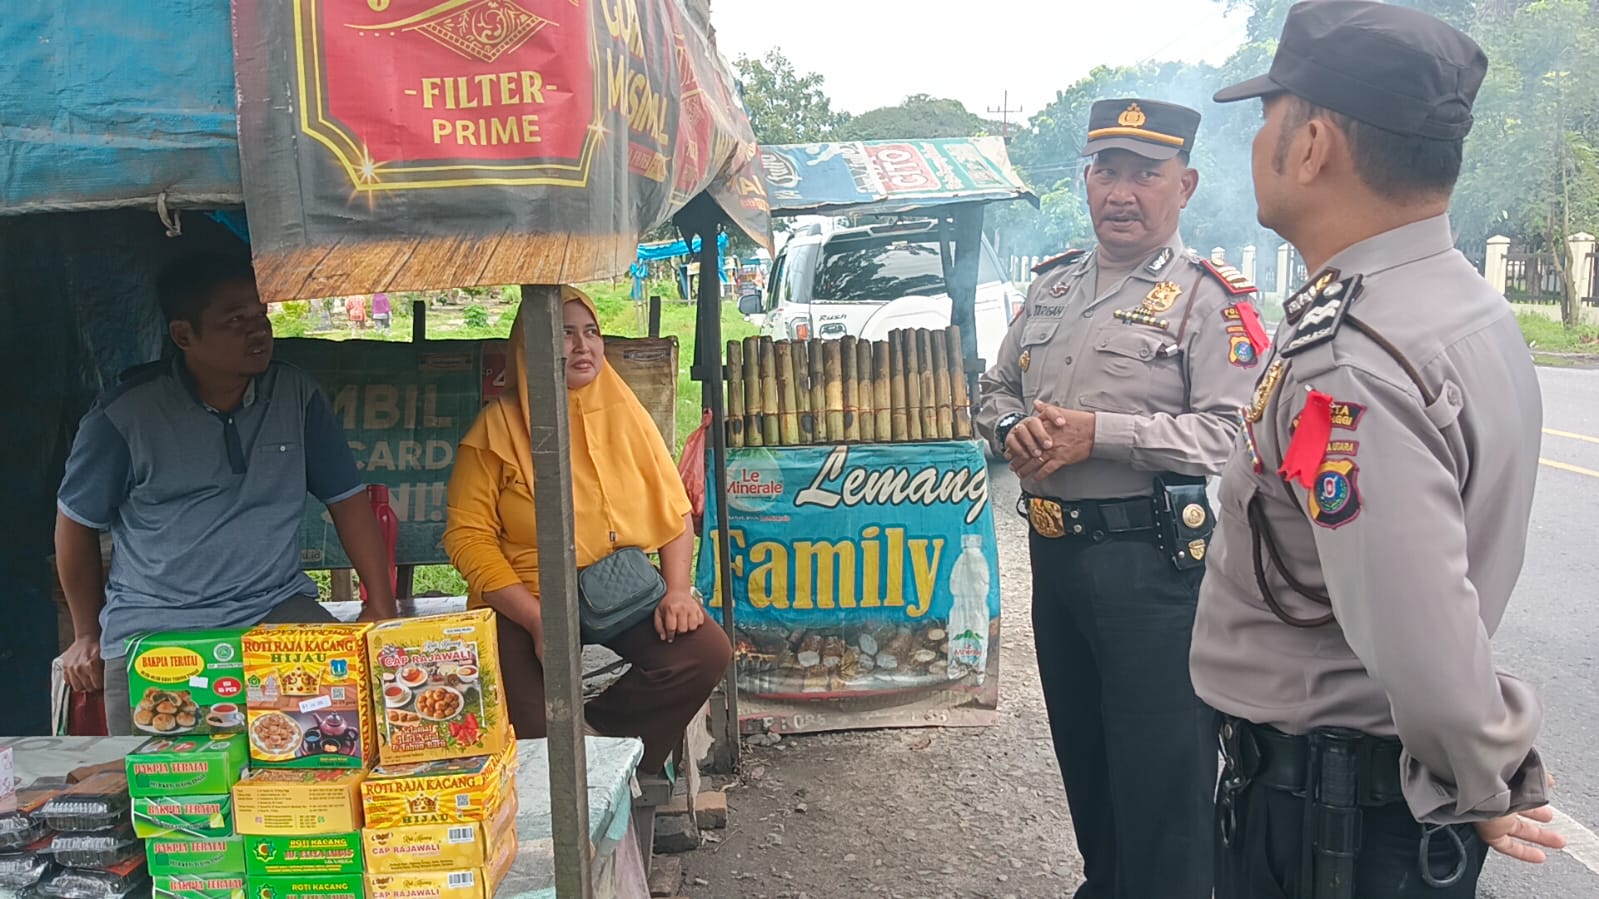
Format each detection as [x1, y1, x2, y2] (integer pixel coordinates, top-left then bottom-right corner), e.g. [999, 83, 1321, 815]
[738, 291, 764, 316]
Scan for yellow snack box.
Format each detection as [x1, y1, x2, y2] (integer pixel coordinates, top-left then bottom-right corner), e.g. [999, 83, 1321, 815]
[366, 611, 512, 767]
[242, 624, 374, 769]
[233, 769, 367, 835]
[362, 790, 519, 874]
[360, 741, 517, 829]
[363, 833, 515, 899]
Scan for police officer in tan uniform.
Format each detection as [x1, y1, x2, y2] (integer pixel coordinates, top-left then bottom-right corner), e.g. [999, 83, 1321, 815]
[1193, 3, 1567, 896]
[977, 98, 1261, 899]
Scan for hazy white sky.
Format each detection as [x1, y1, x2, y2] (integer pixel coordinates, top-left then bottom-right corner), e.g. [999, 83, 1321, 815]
[708, 0, 1250, 121]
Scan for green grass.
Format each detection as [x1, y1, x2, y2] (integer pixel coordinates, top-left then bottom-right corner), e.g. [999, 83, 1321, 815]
[1518, 312, 1599, 354]
[275, 281, 757, 600]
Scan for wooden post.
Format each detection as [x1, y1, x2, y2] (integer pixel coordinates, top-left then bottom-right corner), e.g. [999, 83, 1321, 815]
[742, 336, 763, 447]
[808, 340, 829, 444]
[518, 284, 591, 899]
[947, 326, 973, 439]
[794, 341, 814, 445]
[904, 330, 924, 441]
[873, 340, 892, 441]
[889, 331, 908, 442]
[823, 339, 845, 440]
[329, 570, 354, 603]
[856, 339, 876, 443]
[931, 331, 953, 440]
[648, 294, 662, 338]
[775, 341, 799, 446]
[840, 336, 860, 443]
[917, 329, 938, 440]
[411, 299, 427, 343]
[758, 336, 780, 447]
[395, 566, 415, 601]
[726, 340, 745, 448]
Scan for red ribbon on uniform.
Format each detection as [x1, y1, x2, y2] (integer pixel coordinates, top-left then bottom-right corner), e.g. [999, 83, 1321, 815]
[1236, 300, 1270, 354]
[1280, 390, 1333, 488]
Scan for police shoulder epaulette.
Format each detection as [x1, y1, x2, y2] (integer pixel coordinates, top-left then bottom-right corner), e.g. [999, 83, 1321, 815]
[1281, 274, 1362, 357]
[1196, 258, 1257, 296]
[1032, 249, 1087, 275]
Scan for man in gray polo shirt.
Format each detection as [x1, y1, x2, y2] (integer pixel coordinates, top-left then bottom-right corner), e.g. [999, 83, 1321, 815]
[54, 253, 398, 735]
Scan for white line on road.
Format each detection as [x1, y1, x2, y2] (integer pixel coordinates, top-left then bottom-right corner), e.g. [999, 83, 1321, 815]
[1548, 807, 1599, 877]
[1545, 428, 1599, 446]
[1540, 458, 1599, 479]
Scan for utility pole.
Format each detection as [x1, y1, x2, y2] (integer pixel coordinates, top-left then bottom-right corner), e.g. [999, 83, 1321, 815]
[987, 90, 1023, 140]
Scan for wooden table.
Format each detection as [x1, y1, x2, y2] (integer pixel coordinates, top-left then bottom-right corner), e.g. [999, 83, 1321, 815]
[0, 736, 650, 899]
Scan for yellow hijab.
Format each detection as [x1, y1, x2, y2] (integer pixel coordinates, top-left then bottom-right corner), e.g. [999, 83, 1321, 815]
[460, 286, 690, 567]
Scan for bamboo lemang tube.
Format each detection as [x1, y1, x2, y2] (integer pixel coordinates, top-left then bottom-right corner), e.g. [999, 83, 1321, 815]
[904, 330, 925, 441]
[889, 331, 909, 442]
[917, 329, 938, 440]
[856, 339, 876, 443]
[742, 335, 763, 447]
[823, 339, 846, 440]
[794, 340, 815, 445]
[775, 341, 799, 446]
[759, 337, 780, 446]
[839, 336, 861, 442]
[931, 332, 953, 440]
[726, 340, 745, 448]
[946, 326, 973, 439]
[808, 339, 829, 443]
[873, 339, 892, 441]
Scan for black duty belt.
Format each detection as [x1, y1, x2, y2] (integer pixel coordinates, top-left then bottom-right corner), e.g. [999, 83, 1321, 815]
[1219, 715, 1405, 807]
[1019, 493, 1155, 540]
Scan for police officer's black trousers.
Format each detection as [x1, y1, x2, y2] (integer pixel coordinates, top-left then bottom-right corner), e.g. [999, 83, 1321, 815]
[1029, 532, 1216, 899]
[1215, 779, 1489, 897]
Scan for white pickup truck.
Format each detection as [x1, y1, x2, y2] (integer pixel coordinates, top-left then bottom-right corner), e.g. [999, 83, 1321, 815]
[741, 219, 1026, 374]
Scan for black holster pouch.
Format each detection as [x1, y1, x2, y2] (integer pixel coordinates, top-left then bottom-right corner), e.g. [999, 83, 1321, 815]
[1152, 473, 1214, 571]
[1304, 728, 1363, 899]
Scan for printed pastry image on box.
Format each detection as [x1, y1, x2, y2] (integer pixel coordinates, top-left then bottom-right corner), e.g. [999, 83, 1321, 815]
[360, 741, 517, 829]
[154, 873, 248, 899]
[244, 834, 363, 876]
[363, 834, 515, 899]
[127, 735, 250, 798]
[232, 770, 366, 836]
[242, 624, 373, 769]
[245, 874, 363, 899]
[134, 794, 235, 839]
[127, 630, 249, 736]
[146, 835, 248, 877]
[362, 790, 518, 874]
[366, 611, 511, 767]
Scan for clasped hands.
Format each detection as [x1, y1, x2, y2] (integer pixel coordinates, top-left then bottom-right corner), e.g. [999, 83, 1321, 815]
[1005, 401, 1096, 480]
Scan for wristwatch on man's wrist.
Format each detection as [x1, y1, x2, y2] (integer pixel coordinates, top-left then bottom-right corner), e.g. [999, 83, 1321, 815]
[995, 412, 1026, 450]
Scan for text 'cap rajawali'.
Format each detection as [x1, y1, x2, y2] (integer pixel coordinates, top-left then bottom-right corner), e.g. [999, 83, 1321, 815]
[1082, 98, 1201, 161]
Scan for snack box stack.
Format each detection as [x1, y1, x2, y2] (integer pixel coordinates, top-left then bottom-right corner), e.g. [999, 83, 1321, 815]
[360, 611, 519, 899]
[239, 625, 374, 772]
[0, 778, 70, 898]
[125, 734, 250, 899]
[32, 772, 147, 899]
[125, 631, 250, 741]
[231, 768, 366, 899]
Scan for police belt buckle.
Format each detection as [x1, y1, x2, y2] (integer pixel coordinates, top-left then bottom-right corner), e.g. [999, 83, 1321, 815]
[1022, 495, 1067, 539]
[1153, 473, 1214, 570]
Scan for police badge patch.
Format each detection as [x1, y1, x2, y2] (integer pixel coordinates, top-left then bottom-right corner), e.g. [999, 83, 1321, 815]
[1307, 459, 1361, 529]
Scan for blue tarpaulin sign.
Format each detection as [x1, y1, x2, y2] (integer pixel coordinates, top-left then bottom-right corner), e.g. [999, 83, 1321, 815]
[757, 137, 1037, 218]
[697, 441, 1001, 734]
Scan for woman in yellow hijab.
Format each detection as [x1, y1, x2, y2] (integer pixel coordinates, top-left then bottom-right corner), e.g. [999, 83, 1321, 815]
[444, 286, 731, 773]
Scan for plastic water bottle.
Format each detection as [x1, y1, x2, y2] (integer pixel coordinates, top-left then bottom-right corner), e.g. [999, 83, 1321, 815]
[947, 534, 992, 683]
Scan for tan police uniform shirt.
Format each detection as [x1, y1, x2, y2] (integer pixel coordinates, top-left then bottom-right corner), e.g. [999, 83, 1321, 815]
[1190, 214, 1549, 825]
[976, 231, 1259, 500]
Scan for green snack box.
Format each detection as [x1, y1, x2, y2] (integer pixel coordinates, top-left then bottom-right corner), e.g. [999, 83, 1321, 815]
[134, 795, 234, 838]
[153, 874, 249, 899]
[127, 629, 249, 736]
[245, 875, 363, 899]
[128, 734, 251, 797]
[147, 836, 249, 877]
[244, 835, 364, 876]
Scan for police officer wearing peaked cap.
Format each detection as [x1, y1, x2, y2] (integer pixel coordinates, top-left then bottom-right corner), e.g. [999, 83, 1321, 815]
[976, 98, 1264, 899]
[1193, 2, 1567, 896]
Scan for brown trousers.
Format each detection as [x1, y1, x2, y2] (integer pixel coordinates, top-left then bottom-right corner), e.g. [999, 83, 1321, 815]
[495, 610, 732, 773]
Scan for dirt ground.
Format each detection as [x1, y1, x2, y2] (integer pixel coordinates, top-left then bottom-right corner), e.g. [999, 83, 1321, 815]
[676, 464, 1088, 898]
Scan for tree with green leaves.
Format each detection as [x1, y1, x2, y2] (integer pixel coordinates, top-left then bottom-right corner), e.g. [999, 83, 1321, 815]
[834, 94, 990, 141]
[732, 48, 847, 145]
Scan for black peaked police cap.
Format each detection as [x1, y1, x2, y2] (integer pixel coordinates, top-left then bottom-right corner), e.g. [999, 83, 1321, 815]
[1213, 0, 1488, 141]
[1081, 99, 1201, 161]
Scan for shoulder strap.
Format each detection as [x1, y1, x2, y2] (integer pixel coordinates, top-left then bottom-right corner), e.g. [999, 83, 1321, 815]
[1031, 248, 1087, 276]
[1197, 258, 1257, 296]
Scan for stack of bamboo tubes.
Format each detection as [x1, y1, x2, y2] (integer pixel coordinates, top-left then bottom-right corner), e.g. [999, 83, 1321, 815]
[725, 327, 975, 448]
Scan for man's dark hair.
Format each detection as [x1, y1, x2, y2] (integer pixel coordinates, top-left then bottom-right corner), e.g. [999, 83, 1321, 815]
[1274, 96, 1463, 198]
[156, 253, 256, 329]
